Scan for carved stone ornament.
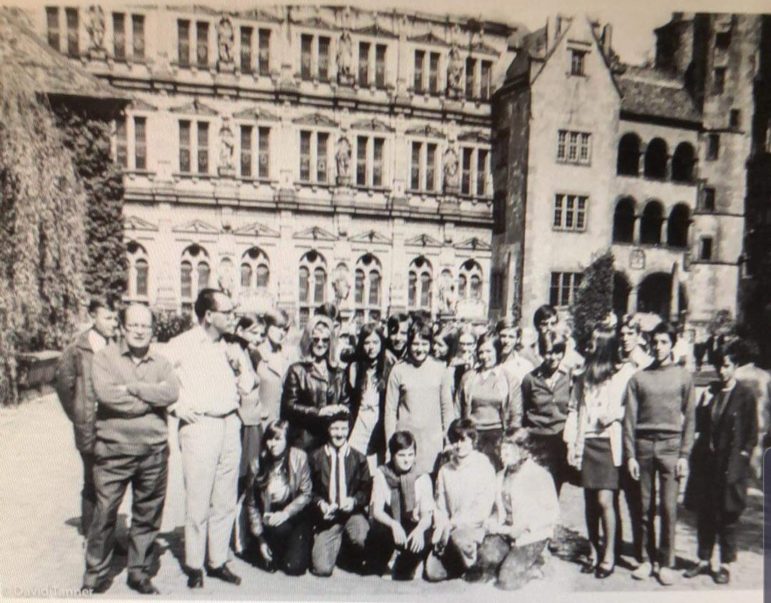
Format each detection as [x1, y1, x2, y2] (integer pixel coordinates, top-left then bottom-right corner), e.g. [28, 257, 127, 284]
[86, 5, 106, 55]
[335, 136, 352, 184]
[332, 266, 352, 304]
[447, 44, 464, 98]
[218, 119, 236, 176]
[443, 147, 460, 192]
[217, 16, 235, 70]
[438, 272, 458, 314]
[336, 31, 354, 85]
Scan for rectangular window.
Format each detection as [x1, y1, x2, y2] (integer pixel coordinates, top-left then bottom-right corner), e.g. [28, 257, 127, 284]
[426, 143, 437, 191]
[178, 20, 190, 66]
[700, 237, 713, 261]
[714, 67, 726, 94]
[375, 44, 387, 88]
[729, 109, 740, 128]
[715, 30, 731, 49]
[429, 52, 440, 94]
[301, 34, 312, 80]
[179, 120, 191, 172]
[316, 132, 328, 182]
[46, 7, 60, 50]
[410, 142, 421, 190]
[258, 127, 270, 179]
[356, 136, 367, 186]
[414, 50, 425, 92]
[493, 191, 506, 234]
[358, 42, 370, 87]
[553, 194, 588, 231]
[476, 149, 488, 195]
[197, 122, 209, 173]
[466, 57, 476, 99]
[131, 15, 145, 59]
[570, 50, 585, 76]
[240, 27, 253, 73]
[113, 13, 126, 59]
[373, 137, 384, 187]
[258, 29, 270, 75]
[300, 130, 311, 181]
[462, 148, 473, 195]
[116, 117, 128, 168]
[557, 129, 591, 165]
[318, 36, 330, 82]
[240, 125, 252, 177]
[196, 22, 209, 67]
[707, 133, 720, 160]
[298, 131, 328, 183]
[702, 187, 716, 211]
[549, 272, 582, 307]
[65, 8, 79, 57]
[480, 60, 492, 100]
[134, 116, 147, 170]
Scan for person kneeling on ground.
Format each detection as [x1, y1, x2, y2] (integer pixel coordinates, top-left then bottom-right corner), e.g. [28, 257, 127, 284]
[369, 431, 434, 580]
[308, 407, 372, 577]
[245, 419, 312, 576]
[477, 428, 559, 590]
[425, 418, 496, 582]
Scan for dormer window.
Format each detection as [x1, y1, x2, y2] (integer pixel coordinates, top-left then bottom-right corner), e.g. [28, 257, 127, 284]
[570, 49, 586, 76]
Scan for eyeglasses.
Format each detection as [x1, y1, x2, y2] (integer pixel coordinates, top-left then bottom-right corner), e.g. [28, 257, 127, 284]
[312, 337, 330, 344]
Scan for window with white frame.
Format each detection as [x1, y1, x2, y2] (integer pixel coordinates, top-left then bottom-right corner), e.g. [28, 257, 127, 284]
[298, 250, 327, 327]
[126, 241, 149, 300]
[409, 141, 439, 192]
[549, 271, 582, 307]
[408, 256, 433, 311]
[464, 58, 493, 100]
[239, 26, 270, 75]
[552, 193, 588, 231]
[177, 19, 209, 67]
[239, 125, 270, 179]
[180, 244, 211, 311]
[460, 146, 490, 196]
[112, 12, 144, 61]
[458, 259, 483, 301]
[556, 129, 592, 165]
[115, 115, 147, 171]
[299, 130, 330, 183]
[178, 119, 210, 175]
[355, 135, 385, 188]
[357, 41, 388, 88]
[413, 49, 441, 95]
[300, 33, 331, 82]
[240, 247, 270, 290]
[354, 254, 383, 323]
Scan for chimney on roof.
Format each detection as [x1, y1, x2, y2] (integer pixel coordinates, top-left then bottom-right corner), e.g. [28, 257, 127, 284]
[601, 23, 612, 55]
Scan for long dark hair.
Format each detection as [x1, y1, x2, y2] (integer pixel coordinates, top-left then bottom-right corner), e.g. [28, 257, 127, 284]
[353, 322, 387, 394]
[584, 325, 618, 386]
[255, 420, 290, 489]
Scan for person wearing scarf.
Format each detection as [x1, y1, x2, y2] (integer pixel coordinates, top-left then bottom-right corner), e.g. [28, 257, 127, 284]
[369, 431, 434, 580]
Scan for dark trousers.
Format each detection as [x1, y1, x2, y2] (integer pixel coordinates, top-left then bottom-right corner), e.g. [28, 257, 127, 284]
[83, 445, 168, 586]
[528, 433, 568, 495]
[79, 451, 97, 536]
[311, 514, 370, 576]
[368, 520, 431, 579]
[477, 429, 503, 471]
[636, 434, 680, 568]
[696, 499, 740, 565]
[262, 511, 312, 575]
[478, 535, 548, 590]
[615, 469, 643, 562]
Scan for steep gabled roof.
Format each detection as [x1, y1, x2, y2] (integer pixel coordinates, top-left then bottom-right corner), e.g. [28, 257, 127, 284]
[616, 65, 701, 124]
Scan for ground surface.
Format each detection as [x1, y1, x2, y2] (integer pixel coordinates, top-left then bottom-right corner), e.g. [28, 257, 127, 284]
[0, 394, 764, 601]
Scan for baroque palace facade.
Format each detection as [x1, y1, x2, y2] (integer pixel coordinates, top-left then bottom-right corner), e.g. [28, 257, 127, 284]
[35, 4, 517, 325]
[491, 13, 769, 339]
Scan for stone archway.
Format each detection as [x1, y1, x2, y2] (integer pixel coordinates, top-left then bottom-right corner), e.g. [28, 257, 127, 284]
[613, 271, 632, 316]
[637, 272, 671, 317]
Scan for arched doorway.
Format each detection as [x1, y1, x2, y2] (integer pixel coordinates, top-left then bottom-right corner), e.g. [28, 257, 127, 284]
[613, 271, 632, 316]
[637, 272, 671, 317]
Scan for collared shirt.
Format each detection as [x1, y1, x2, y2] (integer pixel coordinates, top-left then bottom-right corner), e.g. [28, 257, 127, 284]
[91, 340, 179, 454]
[521, 365, 572, 436]
[501, 353, 535, 387]
[165, 325, 241, 416]
[325, 443, 350, 505]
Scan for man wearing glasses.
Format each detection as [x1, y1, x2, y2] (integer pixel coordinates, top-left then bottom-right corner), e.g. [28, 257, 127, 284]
[166, 288, 255, 588]
[83, 304, 179, 594]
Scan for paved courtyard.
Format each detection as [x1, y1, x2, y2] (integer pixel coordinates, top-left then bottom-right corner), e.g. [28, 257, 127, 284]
[0, 394, 764, 600]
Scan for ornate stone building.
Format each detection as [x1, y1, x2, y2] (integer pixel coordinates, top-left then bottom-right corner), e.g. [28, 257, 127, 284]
[35, 4, 517, 325]
[491, 13, 765, 340]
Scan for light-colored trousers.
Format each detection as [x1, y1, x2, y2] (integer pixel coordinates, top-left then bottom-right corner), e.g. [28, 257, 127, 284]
[178, 413, 241, 570]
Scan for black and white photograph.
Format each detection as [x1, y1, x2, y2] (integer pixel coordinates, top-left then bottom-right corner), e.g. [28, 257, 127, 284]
[0, 0, 768, 599]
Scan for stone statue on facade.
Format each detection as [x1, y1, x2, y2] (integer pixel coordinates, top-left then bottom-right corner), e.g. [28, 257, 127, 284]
[332, 268, 351, 306]
[217, 16, 235, 72]
[447, 44, 464, 99]
[336, 31, 354, 86]
[335, 136, 352, 185]
[443, 147, 460, 193]
[86, 5, 106, 59]
[218, 119, 236, 176]
[438, 273, 458, 315]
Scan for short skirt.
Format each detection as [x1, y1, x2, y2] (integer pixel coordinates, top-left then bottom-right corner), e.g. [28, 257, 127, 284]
[580, 437, 619, 490]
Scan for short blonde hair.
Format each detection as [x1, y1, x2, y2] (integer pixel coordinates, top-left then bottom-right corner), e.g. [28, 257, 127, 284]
[299, 314, 337, 366]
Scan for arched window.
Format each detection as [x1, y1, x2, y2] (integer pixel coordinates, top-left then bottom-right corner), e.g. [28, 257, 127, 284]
[180, 244, 210, 310]
[408, 256, 433, 312]
[643, 138, 668, 179]
[671, 142, 695, 183]
[458, 259, 483, 301]
[298, 250, 327, 326]
[240, 247, 270, 290]
[126, 241, 149, 300]
[617, 133, 641, 176]
[354, 254, 383, 323]
[667, 203, 690, 248]
[640, 201, 664, 245]
[612, 197, 636, 243]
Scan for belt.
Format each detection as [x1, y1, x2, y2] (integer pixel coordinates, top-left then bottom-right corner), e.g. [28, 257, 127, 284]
[636, 430, 681, 441]
[203, 409, 239, 419]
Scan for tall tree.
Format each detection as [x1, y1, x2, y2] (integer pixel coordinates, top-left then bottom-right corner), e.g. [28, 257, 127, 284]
[571, 250, 615, 349]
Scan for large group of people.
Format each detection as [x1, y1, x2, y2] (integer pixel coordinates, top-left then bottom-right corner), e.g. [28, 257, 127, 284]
[54, 289, 767, 595]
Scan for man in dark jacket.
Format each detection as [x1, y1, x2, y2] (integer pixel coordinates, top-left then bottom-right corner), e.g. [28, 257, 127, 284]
[684, 339, 758, 585]
[55, 297, 118, 536]
[308, 408, 372, 577]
